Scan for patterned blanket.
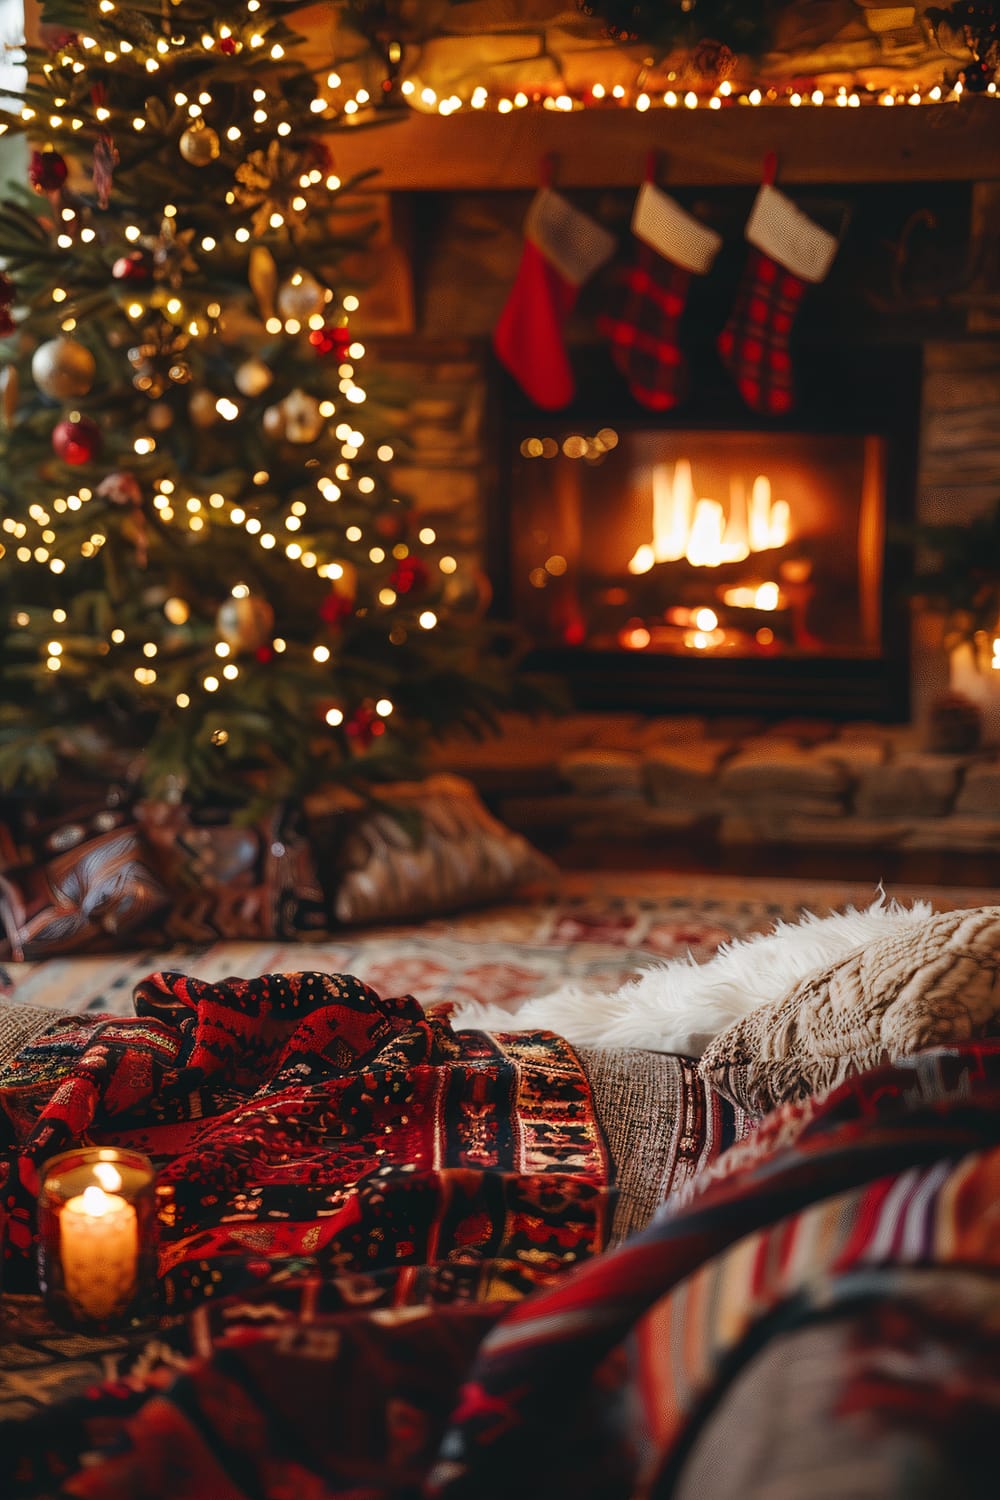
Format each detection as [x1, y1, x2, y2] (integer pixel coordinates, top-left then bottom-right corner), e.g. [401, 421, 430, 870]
[2, 978, 999, 1498]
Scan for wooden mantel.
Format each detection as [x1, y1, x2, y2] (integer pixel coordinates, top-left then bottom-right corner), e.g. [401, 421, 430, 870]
[333, 98, 1000, 190]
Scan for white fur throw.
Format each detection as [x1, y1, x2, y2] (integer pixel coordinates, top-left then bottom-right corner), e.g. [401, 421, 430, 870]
[450, 894, 935, 1057]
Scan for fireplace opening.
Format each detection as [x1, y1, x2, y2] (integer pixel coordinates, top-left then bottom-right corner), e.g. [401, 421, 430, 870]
[492, 345, 921, 721]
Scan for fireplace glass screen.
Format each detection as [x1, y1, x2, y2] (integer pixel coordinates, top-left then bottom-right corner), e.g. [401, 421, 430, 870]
[509, 426, 887, 663]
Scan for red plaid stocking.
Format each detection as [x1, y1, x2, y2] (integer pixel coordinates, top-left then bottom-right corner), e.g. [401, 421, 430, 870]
[494, 187, 615, 410]
[599, 182, 720, 411]
[718, 184, 839, 415]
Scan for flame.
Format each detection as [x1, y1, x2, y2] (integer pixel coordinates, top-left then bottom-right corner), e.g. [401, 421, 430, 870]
[80, 1185, 115, 1217]
[628, 462, 792, 572]
[721, 581, 783, 610]
[993, 636, 1000, 670]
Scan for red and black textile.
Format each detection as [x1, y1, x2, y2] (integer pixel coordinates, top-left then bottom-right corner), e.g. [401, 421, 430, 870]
[716, 181, 839, 416]
[5, 1040, 1000, 1500]
[598, 180, 721, 412]
[0, 971, 612, 1308]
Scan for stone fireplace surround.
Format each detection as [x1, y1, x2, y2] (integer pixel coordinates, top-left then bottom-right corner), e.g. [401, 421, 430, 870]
[364, 178, 1000, 867]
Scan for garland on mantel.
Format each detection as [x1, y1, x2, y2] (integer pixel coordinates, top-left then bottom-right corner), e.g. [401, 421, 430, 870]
[577, 0, 770, 58]
[339, 0, 1000, 113]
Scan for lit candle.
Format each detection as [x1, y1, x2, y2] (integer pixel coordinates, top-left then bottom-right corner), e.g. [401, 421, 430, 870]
[59, 1164, 139, 1322]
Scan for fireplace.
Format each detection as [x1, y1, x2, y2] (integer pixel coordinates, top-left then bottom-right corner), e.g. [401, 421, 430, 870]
[492, 345, 922, 720]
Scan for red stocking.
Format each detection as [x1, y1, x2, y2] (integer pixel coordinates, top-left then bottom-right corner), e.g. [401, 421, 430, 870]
[718, 183, 839, 415]
[599, 181, 720, 411]
[494, 188, 615, 410]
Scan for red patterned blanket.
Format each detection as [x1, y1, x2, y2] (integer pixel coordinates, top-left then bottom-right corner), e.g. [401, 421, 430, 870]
[0, 972, 611, 1314]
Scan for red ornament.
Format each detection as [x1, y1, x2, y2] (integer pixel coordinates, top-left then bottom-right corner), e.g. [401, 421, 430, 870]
[345, 704, 385, 748]
[39, 23, 78, 50]
[52, 415, 102, 465]
[389, 555, 429, 594]
[309, 323, 352, 357]
[112, 251, 151, 283]
[300, 138, 333, 176]
[255, 644, 274, 663]
[320, 591, 355, 627]
[29, 149, 68, 193]
[219, 35, 238, 54]
[0, 274, 14, 336]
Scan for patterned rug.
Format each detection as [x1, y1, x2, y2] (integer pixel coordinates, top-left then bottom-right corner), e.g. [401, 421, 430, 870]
[1, 871, 979, 1022]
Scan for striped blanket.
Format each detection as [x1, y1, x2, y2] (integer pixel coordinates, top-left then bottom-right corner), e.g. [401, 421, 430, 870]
[3, 1023, 1000, 1497]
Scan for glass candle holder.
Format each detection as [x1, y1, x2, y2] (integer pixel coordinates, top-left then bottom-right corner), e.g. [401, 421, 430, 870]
[37, 1147, 158, 1330]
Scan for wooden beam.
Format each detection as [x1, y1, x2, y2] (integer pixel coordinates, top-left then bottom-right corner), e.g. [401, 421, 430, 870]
[332, 99, 1000, 190]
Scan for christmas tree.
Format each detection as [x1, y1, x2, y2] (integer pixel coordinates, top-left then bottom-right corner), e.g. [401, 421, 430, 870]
[0, 0, 517, 812]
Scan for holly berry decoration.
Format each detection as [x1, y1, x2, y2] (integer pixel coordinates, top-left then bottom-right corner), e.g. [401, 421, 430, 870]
[390, 555, 429, 594]
[309, 323, 352, 358]
[0, 271, 14, 337]
[52, 415, 102, 464]
[29, 148, 68, 193]
[345, 703, 386, 748]
[112, 250, 151, 283]
[320, 590, 355, 628]
[97, 470, 143, 506]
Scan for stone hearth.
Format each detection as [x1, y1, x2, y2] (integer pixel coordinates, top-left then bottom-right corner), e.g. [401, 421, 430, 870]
[428, 711, 1000, 866]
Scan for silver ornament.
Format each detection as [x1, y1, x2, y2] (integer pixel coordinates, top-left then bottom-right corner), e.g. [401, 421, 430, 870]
[276, 270, 326, 324]
[283, 388, 324, 444]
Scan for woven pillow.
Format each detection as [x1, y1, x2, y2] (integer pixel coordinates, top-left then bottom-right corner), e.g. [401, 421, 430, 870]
[318, 773, 555, 927]
[136, 800, 328, 943]
[0, 825, 169, 962]
[699, 905, 1000, 1116]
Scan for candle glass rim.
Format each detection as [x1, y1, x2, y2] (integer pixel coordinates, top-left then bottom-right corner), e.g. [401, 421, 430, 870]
[40, 1145, 155, 1183]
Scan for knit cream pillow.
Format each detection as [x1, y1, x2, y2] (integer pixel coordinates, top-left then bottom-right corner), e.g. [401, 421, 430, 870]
[699, 905, 1000, 1116]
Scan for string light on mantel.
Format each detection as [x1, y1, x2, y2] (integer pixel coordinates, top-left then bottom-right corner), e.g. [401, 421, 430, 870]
[393, 75, 996, 113]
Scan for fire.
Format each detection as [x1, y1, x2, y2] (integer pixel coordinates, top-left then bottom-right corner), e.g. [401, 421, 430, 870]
[627, 461, 792, 573]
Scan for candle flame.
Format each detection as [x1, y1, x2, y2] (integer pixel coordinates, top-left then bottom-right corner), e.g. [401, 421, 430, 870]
[80, 1184, 115, 1217]
[93, 1161, 123, 1192]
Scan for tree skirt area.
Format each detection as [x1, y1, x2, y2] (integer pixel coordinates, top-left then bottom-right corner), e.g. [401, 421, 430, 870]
[1, 872, 985, 1021]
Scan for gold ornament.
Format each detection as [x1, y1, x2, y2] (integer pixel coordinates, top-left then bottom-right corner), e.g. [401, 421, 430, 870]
[31, 336, 97, 400]
[216, 594, 275, 652]
[140, 217, 198, 289]
[164, 597, 190, 625]
[0, 364, 19, 426]
[248, 244, 278, 322]
[179, 121, 221, 167]
[233, 140, 321, 236]
[189, 389, 220, 428]
[235, 357, 273, 397]
[331, 559, 357, 598]
[276, 270, 326, 324]
[148, 402, 175, 431]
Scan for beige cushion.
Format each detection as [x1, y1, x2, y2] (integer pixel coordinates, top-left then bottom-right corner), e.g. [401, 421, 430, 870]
[699, 906, 1000, 1115]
